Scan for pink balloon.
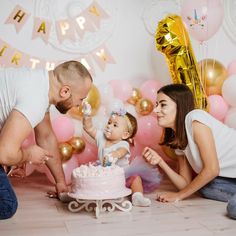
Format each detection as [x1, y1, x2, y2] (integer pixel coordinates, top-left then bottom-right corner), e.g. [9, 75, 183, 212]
[140, 80, 162, 104]
[76, 141, 98, 165]
[208, 95, 229, 121]
[130, 143, 145, 162]
[135, 115, 163, 149]
[227, 60, 236, 76]
[51, 115, 75, 142]
[108, 80, 132, 101]
[181, 0, 224, 42]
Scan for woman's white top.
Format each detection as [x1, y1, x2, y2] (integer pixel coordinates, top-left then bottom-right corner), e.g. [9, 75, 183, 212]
[176, 109, 236, 178]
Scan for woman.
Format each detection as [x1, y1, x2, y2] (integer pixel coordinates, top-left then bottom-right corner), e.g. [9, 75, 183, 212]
[142, 83, 236, 219]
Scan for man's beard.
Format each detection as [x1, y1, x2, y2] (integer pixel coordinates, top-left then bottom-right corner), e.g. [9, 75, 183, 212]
[55, 101, 71, 114]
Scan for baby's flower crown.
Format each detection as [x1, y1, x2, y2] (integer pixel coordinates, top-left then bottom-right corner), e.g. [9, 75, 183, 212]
[110, 108, 127, 117]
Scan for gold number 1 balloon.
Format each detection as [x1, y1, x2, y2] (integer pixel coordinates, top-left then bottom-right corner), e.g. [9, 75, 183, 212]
[155, 14, 207, 110]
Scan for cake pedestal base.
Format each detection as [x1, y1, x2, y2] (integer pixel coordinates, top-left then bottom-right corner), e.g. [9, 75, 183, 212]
[68, 197, 132, 218]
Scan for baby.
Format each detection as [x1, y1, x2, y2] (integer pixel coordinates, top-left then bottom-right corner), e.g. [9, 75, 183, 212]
[82, 102, 151, 207]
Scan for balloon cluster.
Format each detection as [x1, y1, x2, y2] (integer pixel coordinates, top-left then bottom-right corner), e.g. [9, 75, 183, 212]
[178, 1, 236, 129]
[59, 137, 85, 162]
[127, 80, 162, 116]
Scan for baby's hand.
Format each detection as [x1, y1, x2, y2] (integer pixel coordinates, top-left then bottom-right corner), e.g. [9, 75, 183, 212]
[103, 153, 118, 166]
[107, 153, 118, 164]
[82, 101, 92, 116]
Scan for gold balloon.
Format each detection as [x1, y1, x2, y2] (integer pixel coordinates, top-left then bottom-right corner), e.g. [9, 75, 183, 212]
[198, 59, 227, 95]
[59, 143, 73, 162]
[135, 98, 154, 115]
[127, 88, 142, 105]
[68, 84, 101, 119]
[155, 14, 207, 110]
[68, 136, 85, 154]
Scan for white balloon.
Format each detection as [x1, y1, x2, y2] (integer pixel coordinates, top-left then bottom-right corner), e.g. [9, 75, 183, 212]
[222, 75, 236, 107]
[224, 107, 236, 129]
[107, 98, 125, 114]
[97, 83, 114, 105]
[125, 103, 138, 118]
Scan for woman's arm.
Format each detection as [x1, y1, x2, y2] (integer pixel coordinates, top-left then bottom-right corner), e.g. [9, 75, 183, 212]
[143, 147, 192, 190]
[176, 120, 220, 200]
[143, 121, 220, 202]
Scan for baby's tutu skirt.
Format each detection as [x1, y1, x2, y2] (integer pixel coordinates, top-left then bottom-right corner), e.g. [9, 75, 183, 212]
[124, 155, 162, 193]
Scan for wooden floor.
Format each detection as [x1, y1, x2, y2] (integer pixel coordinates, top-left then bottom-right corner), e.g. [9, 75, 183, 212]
[1, 172, 236, 236]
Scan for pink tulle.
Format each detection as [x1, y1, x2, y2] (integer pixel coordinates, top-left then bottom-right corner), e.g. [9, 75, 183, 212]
[124, 155, 162, 193]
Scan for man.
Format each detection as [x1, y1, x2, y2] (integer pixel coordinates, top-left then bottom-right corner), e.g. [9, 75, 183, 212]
[0, 61, 92, 219]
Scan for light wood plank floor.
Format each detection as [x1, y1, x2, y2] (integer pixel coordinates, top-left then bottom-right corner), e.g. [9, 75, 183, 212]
[1, 172, 236, 236]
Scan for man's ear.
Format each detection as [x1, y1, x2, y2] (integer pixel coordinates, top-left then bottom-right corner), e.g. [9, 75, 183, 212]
[59, 85, 71, 99]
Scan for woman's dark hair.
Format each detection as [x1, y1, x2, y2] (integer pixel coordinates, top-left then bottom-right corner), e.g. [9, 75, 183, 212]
[158, 84, 195, 149]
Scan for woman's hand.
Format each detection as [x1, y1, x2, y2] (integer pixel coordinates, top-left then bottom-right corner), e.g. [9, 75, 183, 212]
[157, 191, 182, 203]
[142, 147, 163, 165]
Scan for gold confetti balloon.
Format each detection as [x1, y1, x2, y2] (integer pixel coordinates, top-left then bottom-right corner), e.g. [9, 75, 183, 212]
[155, 14, 208, 110]
[127, 88, 142, 105]
[198, 59, 227, 95]
[135, 98, 154, 116]
[68, 84, 101, 119]
[68, 136, 85, 154]
[59, 143, 73, 162]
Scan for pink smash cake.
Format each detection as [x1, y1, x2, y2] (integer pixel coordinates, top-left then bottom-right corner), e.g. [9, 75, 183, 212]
[69, 163, 132, 200]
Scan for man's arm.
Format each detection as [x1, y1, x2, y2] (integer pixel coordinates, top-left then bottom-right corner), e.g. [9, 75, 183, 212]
[34, 112, 68, 193]
[0, 109, 51, 166]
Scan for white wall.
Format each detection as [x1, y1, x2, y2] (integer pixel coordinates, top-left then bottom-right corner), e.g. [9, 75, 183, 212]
[0, 0, 236, 87]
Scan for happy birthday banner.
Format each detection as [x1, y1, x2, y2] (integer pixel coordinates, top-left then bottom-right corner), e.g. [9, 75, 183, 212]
[0, 1, 115, 74]
[5, 1, 109, 44]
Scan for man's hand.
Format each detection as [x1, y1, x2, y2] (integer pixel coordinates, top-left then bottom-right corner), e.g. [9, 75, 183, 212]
[24, 145, 53, 165]
[56, 182, 69, 194]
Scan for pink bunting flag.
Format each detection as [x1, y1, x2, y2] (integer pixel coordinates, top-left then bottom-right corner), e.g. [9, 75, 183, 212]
[7, 49, 28, 68]
[55, 19, 76, 44]
[5, 5, 30, 33]
[32, 17, 52, 44]
[92, 45, 115, 71]
[85, 0, 110, 28]
[74, 13, 96, 39]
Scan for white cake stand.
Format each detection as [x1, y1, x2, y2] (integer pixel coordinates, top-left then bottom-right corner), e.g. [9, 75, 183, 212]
[68, 190, 132, 218]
